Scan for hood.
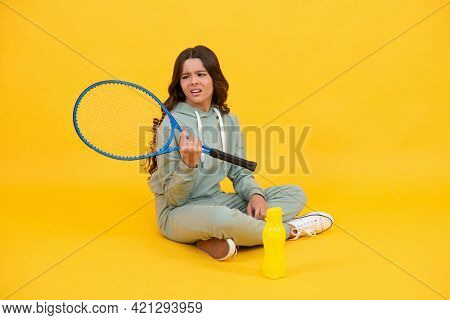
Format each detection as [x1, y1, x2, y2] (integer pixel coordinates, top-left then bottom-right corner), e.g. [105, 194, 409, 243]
[172, 102, 219, 119]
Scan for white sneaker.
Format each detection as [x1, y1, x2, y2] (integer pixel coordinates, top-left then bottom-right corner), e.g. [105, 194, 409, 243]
[287, 212, 333, 241]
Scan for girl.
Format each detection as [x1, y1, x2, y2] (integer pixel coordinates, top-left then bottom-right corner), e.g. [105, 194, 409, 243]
[148, 45, 333, 261]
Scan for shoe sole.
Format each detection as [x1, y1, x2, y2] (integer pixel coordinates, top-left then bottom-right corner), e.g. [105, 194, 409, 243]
[217, 239, 237, 261]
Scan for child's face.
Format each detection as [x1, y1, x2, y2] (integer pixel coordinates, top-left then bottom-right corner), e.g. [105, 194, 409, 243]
[180, 58, 214, 111]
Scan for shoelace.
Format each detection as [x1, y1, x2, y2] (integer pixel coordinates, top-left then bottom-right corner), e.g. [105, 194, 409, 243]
[290, 228, 316, 240]
[289, 218, 320, 240]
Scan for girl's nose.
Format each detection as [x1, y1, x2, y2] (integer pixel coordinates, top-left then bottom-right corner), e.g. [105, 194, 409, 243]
[190, 75, 199, 84]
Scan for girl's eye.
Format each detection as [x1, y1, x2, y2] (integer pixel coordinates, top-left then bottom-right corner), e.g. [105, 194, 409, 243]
[181, 75, 188, 79]
[199, 73, 206, 77]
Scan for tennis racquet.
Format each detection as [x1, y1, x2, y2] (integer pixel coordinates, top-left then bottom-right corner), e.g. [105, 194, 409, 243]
[73, 80, 257, 171]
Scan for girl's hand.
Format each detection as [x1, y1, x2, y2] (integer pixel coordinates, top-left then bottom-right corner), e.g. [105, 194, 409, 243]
[247, 194, 267, 220]
[179, 129, 202, 168]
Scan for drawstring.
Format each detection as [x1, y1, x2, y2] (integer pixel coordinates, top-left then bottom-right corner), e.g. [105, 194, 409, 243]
[194, 108, 226, 164]
[213, 108, 226, 154]
[194, 110, 205, 163]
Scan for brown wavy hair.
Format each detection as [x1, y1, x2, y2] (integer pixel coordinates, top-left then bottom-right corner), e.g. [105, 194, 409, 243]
[145, 45, 230, 176]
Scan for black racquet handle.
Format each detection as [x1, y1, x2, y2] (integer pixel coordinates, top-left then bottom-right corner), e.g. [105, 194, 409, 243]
[209, 148, 257, 172]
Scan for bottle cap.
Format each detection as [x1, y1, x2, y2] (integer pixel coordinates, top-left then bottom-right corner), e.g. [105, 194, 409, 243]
[266, 207, 282, 223]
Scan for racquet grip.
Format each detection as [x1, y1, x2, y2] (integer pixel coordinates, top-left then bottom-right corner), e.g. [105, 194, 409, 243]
[209, 148, 257, 172]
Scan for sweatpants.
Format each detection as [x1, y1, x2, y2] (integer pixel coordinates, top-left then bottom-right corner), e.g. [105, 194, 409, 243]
[161, 184, 306, 246]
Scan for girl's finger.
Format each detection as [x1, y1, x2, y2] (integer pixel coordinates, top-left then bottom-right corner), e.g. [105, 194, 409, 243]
[261, 206, 267, 218]
[250, 206, 256, 217]
[194, 138, 201, 152]
[187, 136, 194, 148]
[254, 207, 262, 219]
[180, 129, 187, 147]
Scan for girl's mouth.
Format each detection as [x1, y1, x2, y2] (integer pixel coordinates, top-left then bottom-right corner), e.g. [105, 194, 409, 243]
[190, 89, 202, 96]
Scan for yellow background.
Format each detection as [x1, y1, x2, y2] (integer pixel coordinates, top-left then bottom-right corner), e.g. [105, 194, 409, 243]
[1, 0, 449, 299]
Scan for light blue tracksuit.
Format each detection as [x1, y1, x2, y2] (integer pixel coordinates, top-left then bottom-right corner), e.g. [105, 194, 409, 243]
[149, 102, 306, 246]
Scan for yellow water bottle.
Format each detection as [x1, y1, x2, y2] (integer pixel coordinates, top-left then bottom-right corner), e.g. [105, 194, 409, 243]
[263, 207, 286, 279]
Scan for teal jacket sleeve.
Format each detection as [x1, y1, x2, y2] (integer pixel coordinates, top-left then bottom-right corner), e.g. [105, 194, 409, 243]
[155, 120, 198, 207]
[227, 117, 265, 201]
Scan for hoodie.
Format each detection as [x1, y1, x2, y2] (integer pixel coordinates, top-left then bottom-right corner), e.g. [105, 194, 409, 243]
[149, 102, 264, 230]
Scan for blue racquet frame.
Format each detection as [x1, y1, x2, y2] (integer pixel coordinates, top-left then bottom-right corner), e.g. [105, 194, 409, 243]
[73, 80, 257, 171]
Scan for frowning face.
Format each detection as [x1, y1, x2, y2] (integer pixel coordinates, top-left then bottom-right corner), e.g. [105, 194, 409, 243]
[180, 58, 214, 112]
